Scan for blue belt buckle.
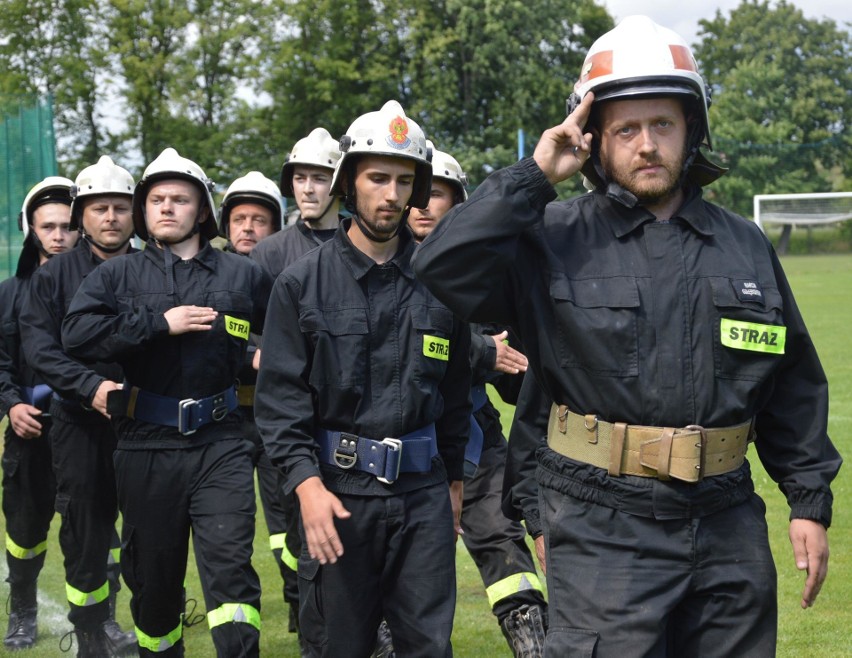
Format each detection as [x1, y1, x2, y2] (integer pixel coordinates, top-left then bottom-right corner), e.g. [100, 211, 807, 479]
[377, 438, 402, 484]
[178, 398, 199, 435]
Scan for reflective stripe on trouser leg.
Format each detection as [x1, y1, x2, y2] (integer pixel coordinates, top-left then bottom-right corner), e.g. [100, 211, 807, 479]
[486, 572, 545, 608]
[66, 580, 110, 608]
[6, 535, 48, 561]
[269, 533, 297, 572]
[135, 621, 182, 653]
[207, 603, 261, 631]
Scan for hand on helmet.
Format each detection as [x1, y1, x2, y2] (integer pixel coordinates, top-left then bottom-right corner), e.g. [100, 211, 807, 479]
[533, 92, 594, 186]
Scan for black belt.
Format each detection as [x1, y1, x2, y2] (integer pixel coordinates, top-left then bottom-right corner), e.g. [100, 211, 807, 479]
[317, 424, 437, 484]
[107, 385, 238, 435]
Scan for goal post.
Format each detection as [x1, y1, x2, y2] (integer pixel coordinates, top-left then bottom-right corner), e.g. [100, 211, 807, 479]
[753, 192, 852, 254]
[753, 192, 852, 231]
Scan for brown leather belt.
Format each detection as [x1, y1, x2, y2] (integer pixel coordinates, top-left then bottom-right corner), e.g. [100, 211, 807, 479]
[547, 405, 753, 483]
[237, 385, 255, 407]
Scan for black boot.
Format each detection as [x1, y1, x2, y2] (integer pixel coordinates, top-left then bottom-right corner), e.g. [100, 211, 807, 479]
[64, 625, 111, 658]
[4, 582, 38, 650]
[102, 591, 137, 656]
[372, 619, 395, 658]
[500, 604, 547, 658]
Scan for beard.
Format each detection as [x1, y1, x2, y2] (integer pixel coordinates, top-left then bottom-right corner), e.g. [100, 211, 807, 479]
[355, 198, 404, 240]
[602, 149, 685, 205]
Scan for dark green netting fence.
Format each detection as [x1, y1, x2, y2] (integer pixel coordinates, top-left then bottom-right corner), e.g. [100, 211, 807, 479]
[0, 94, 58, 278]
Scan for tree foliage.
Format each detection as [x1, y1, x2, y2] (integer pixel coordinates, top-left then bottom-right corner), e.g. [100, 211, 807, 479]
[0, 0, 847, 205]
[694, 0, 851, 215]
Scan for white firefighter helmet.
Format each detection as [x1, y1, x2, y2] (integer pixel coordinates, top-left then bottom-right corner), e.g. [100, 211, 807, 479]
[219, 171, 284, 237]
[132, 147, 218, 241]
[427, 141, 468, 202]
[330, 100, 433, 209]
[569, 15, 711, 148]
[279, 128, 342, 197]
[69, 156, 134, 230]
[19, 176, 74, 240]
[567, 15, 724, 188]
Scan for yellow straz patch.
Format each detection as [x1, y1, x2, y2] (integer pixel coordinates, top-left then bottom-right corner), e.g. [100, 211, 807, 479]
[720, 319, 785, 354]
[225, 315, 250, 340]
[423, 335, 450, 361]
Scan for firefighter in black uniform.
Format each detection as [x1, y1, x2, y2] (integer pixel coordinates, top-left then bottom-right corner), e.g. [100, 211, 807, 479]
[19, 157, 138, 657]
[218, 171, 296, 634]
[61, 148, 270, 657]
[250, 127, 343, 278]
[1, 177, 77, 650]
[255, 101, 471, 658]
[249, 128, 342, 652]
[413, 16, 842, 657]
[407, 145, 548, 656]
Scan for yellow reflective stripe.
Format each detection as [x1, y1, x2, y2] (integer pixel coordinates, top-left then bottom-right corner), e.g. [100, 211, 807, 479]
[720, 318, 786, 354]
[66, 580, 110, 607]
[268, 533, 297, 571]
[108, 547, 121, 565]
[485, 572, 544, 608]
[5, 534, 48, 560]
[135, 622, 181, 653]
[423, 335, 450, 361]
[207, 603, 261, 631]
[268, 533, 286, 550]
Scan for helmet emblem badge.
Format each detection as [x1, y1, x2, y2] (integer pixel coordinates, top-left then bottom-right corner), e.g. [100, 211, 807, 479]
[386, 116, 411, 149]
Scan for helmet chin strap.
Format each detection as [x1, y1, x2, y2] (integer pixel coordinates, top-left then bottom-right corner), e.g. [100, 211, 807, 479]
[153, 221, 200, 247]
[344, 178, 406, 244]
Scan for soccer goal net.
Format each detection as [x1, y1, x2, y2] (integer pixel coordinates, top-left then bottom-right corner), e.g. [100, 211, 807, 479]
[753, 192, 852, 254]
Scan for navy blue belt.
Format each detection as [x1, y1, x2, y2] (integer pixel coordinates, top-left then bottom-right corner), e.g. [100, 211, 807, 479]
[464, 384, 489, 477]
[317, 424, 437, 484]
[21, 384, 53, 413]
[114, 385, 238, 435]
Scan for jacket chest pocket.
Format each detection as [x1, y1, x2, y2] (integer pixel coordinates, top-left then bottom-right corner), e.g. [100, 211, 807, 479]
[411, 305, 454, 383]
[549, 274, 639, 377]
[299, 308, 369, 386]
[710, 278, 785, 382]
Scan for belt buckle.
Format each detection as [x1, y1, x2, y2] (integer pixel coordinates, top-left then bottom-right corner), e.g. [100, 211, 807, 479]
[211, 393, 229, 422]
[178, 398, 199, 435]
[333, 433, 359, 470]
[685, 424, 707, 481]
[377, 438, 402, 484]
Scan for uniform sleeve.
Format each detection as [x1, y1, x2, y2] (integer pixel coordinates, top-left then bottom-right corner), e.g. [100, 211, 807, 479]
[753, 250, 842, 528]
[412, 157, 557, 326]
[19, 266, 105, 403]
[0, 280, 23, 415]
[254, 275, 321, 494]
[469, 329, 496, 380]
[249, 260, 273, 333]
[62, 264, 169, 362]
[435, 315, 472, 482]
[503, 368, 550, 538]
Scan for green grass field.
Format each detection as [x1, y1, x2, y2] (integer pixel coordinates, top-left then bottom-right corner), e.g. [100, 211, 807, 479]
[1, 254, 851, 656]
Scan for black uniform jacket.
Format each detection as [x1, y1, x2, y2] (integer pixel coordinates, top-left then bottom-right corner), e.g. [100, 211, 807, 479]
[413, 157, 841, 527]
[250, 215, 339, 280]
[60, 239, 271, 448]
[20, 240, 131, 406]
[255, 219, 471, 498]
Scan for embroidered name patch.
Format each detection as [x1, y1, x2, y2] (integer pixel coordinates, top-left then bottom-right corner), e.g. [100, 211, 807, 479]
[720, 319, 785, 354]
[733, 279, 764, 304]
[423, 335, 450, 361]
[225, 315, 250, 340]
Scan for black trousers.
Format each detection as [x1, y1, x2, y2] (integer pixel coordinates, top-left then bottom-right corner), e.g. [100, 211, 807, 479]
[115, 438, 261, 658]
[244, 417, 299, 606]
[540, 478, 777, 657]
[49, 399, 120, 629]
[298, 481, 456, 658]
[2, 421, 55, 584]
[461, 438, 545, 621]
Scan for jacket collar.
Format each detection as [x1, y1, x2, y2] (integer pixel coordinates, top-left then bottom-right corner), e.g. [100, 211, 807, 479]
[599, 185, 714, 239]
[334, 218, 416, 281]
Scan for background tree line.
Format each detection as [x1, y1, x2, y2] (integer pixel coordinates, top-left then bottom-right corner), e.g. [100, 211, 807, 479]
[0, 0, 848, 217]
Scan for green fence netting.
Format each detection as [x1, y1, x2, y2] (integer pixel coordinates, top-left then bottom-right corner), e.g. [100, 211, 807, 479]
[0, 94, 58, 279]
